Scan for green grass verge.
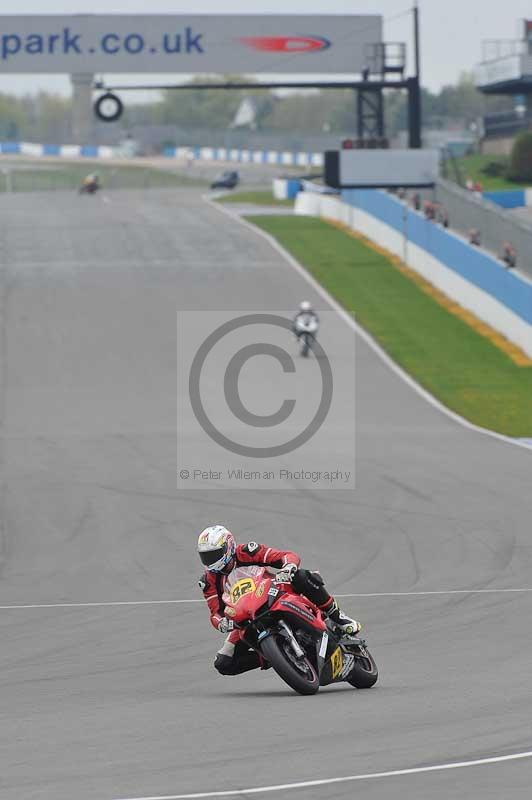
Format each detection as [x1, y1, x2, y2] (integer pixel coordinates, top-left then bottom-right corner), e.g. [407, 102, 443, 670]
[248, 214, 532, 437]
[449, 154, 523, 191]
[217, 190, 293, 206]
[0, 160, 206, 193]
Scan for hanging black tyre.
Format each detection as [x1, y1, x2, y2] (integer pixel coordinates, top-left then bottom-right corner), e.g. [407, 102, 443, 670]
[94, 92, 124, 123]
[347, 647, 378, 688]
[260, 634, 319, 695]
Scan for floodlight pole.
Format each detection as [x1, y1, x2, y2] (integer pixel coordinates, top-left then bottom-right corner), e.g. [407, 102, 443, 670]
[414, 0, 421, 80]
[408, 2, 422, 148]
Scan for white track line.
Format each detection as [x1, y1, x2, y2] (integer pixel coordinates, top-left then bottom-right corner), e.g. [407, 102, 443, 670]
[114, 749, 532, 800]
[2, 587, 532, 610]
[337, 588, 532, 597]
[205, 197, 532, 454]
[0, 599, 203, 610]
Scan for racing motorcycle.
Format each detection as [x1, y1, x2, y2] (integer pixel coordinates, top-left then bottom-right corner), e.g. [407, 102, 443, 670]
[223, 566, 378, 696]
[294, 313, 318, 357]
[78, 178, 100, 195]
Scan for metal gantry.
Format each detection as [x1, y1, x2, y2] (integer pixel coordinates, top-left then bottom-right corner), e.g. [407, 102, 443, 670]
[94, 5, 423, 149]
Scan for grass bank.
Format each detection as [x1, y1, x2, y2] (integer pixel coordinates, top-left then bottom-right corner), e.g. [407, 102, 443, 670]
[218, 190, 293, 206]
[249, 214, 532, 437]
[447, 154, 523, 191]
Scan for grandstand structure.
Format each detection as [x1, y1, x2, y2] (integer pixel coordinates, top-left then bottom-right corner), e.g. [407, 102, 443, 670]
[475, 20, 532, 152]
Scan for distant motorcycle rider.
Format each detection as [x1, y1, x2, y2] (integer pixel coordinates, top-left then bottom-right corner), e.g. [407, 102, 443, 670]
[292, 300, 319, 340]
[198, 524, 360, 676]
[79, 173, 100, 194]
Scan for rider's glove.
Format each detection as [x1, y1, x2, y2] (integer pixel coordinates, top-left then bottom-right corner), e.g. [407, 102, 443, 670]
[217, 617, 235, 634]
[275, 563, 298, 584]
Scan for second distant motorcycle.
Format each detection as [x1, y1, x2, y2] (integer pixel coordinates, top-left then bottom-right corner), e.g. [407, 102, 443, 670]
[293, 301, 319, 357]
[210, 170, 240, 190]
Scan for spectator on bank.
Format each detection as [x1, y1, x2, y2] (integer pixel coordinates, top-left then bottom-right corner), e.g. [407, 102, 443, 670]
[437, 205, 449, 228]
[500, 241, 517, 269]
[412, 192, 421, 211]
[469, 229, 481, 246]
[465, 177, 483, 196]
[424, 200, 436, 220]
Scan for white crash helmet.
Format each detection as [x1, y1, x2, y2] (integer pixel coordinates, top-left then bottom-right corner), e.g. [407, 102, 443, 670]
[197, 525, 236, 573]
[299, 301, 312, 312]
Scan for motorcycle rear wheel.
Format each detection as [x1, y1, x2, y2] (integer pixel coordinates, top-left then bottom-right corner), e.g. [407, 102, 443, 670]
[261, 634, 319, 695]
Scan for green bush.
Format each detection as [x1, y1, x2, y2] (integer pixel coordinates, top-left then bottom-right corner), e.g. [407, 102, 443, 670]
[481, 159, 508, 177]
[508, 131, 532, 182]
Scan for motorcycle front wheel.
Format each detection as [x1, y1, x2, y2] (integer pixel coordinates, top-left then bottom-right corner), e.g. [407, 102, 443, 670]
[261, 634, 319, 695]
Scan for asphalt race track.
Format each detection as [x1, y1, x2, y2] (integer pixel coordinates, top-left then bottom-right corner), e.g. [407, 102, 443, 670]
[1, 188, 531, 800]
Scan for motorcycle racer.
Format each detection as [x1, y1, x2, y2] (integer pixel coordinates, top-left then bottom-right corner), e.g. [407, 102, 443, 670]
[198, 524, 360, 676]
[79, 173, 100, 194]
[292, 300, 319, 339]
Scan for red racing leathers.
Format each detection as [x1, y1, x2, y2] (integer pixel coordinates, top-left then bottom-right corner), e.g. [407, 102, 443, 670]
[200, 542, 348, 676]
[199, 541, 300, 635]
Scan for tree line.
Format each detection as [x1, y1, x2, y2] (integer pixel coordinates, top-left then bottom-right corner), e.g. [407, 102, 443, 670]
[0, 91, 72, 142]
[0, 73, 514, 144]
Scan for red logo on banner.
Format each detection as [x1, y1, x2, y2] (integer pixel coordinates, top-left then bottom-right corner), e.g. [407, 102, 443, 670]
[239, 36, 331, 54]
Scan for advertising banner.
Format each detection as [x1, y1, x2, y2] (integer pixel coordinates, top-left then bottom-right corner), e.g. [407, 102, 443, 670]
[0, 15, 382, 74]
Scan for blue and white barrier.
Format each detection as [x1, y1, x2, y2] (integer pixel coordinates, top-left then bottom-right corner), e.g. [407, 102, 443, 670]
[164, 145, 324, 168]
[272, 178, 302, 200]
[0, 140, 325, 168]
[296, 189, 532, 358]
[483, 188, 532, 209]
[0, 141, 114, 158]
[272, 177, 338, 200]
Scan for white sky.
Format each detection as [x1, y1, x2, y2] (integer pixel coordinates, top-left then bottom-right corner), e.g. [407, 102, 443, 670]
[0, 0, 530, 98]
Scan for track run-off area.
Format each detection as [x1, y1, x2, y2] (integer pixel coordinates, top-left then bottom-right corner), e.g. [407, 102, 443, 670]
[0, 188, 531, 800]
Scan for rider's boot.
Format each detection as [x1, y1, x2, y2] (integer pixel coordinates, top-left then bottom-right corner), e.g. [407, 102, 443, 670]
[325, 599, 361, 636]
